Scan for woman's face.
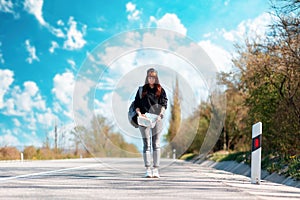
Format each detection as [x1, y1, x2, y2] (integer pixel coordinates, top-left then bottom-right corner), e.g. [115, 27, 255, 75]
[147, 72, 157, 85]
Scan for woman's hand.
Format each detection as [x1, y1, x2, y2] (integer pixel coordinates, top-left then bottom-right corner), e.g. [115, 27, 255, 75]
[137, 111, 147, 118]
[136, 108, 142, 117]
[156, 115, 162, 121]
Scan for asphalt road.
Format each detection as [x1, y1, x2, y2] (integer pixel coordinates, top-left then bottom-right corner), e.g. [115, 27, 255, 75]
[0, 158, 299, 199]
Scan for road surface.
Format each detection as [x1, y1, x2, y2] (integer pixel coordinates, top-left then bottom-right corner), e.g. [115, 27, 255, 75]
[0, 158, 299, 199]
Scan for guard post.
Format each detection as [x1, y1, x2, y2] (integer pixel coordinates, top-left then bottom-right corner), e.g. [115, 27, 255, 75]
[173, 149, 176, 160]
[251, 122, 262, 184]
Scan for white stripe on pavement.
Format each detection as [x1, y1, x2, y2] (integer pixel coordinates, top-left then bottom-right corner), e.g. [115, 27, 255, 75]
[0, 163, 103, 181]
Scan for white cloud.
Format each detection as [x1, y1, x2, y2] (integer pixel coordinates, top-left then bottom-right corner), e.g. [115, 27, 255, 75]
[0, 68, 14, 109]
[94, 93, 113, 119]
[24, 81, 39, 96]
[13, 118, 21, 127]
[19, 81, 46, 111]
[25, 39, 39, 64]
[21, 130, 43, 147]
[49, 41, 59, 53]
[126, 2, 135, 12]
[53, 101, 62, 113]
[203, 32, 212, 38]
[221, 12, 273, 43]
[0, 0, 15, 15]
[23, 112, 37, 130]
[23, 0, 65, 38]
[0, 130, 20, 146]
[96, 77, 116, 91]
[24, 1, 87, 50]
[72, 75, 96, 126]
[23, 0, 46, 26]
[37, 108, 55, 127]
[92, 27, 104, 32]
[57, 19, 64, 26]
[198, 40, 233, 72]
[0, 73, 57, 142]
[3, 81, 46, 116]
[52, 71, 74, 105]
[52, 71, 75, 119]
[149, 13, 187, 36]
[67, 59, 76, 70]
[126, 2, 141, 21]
[63, 17, 87, 50]
[49, 27, 65, 38]
[0, 128, 43, 147]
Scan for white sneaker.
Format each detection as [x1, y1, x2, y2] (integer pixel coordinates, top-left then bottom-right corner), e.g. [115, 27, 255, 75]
[144, 168, 152, 178]
[152, 168, 160, 178]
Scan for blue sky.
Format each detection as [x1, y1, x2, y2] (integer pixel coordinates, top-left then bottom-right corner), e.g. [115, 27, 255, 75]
[0, 0, 272, 150]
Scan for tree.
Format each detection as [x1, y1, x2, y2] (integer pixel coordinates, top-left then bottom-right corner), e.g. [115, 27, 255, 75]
[0, 147, 20, 160]
[166, 77, 181, 148]
[185, 102, 210, 154]
[80, 115, 139, 157]
[23, 146, 37, 159]
[219, 0, 300, 155]
[218, 71, 250, 152]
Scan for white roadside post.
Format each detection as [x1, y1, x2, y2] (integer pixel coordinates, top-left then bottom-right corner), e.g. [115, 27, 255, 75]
[251, 122, 262, 184]
[173, 149, 176, 160]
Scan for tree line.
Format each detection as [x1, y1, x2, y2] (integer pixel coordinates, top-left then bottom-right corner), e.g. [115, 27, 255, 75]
[0, 115, 139, 160]
[165, 0, 299, 176]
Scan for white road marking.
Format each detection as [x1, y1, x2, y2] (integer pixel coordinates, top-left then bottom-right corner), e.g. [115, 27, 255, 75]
[0, 163, 103, 181]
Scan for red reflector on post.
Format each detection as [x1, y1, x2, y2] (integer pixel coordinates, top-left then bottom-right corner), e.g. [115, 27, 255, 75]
[252, 134, 261, 152]
[254, 138, 260, 149]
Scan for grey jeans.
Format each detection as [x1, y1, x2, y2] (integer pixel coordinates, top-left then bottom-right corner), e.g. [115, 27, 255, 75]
[139, 119, 163, 168]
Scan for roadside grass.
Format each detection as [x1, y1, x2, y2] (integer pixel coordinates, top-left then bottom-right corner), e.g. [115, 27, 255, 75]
[179, 153, 197, 161]
[182, 151, 300, 181]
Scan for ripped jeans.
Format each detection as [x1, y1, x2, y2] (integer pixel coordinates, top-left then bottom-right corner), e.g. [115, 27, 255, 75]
[139, 119, 163, 168]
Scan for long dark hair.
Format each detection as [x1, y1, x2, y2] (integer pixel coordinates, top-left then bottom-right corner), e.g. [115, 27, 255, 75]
[142, 68, 162, 98]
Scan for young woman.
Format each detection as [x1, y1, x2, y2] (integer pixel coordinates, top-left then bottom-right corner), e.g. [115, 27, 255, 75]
[134, 68, 168, 178]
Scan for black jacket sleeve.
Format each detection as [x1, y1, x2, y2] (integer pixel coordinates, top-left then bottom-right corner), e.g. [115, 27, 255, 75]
[134, 88, 141, 109]
[160, 88, 168, 109]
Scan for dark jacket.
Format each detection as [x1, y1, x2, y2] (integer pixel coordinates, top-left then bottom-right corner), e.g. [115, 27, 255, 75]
[134, 85, 168, 115]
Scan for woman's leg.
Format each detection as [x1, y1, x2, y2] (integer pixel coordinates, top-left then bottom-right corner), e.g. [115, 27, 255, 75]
[139, 125, 151, 167]
[152, 120, 163, 168]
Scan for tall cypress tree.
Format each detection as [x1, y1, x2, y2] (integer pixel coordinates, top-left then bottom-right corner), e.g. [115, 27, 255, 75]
[166, 77, 181, 146]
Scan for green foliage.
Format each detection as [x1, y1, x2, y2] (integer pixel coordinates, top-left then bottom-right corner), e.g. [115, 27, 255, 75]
[214, 0, 300, 180]
[208, 151, 230, 162]
[219, 151, 251, 164]
[209, 151, 251, 164]
[262, 154, 300, 180]
[179, 153, 196, 161]
[185, 103, 210, 154]
[210, 151, 300, 180]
